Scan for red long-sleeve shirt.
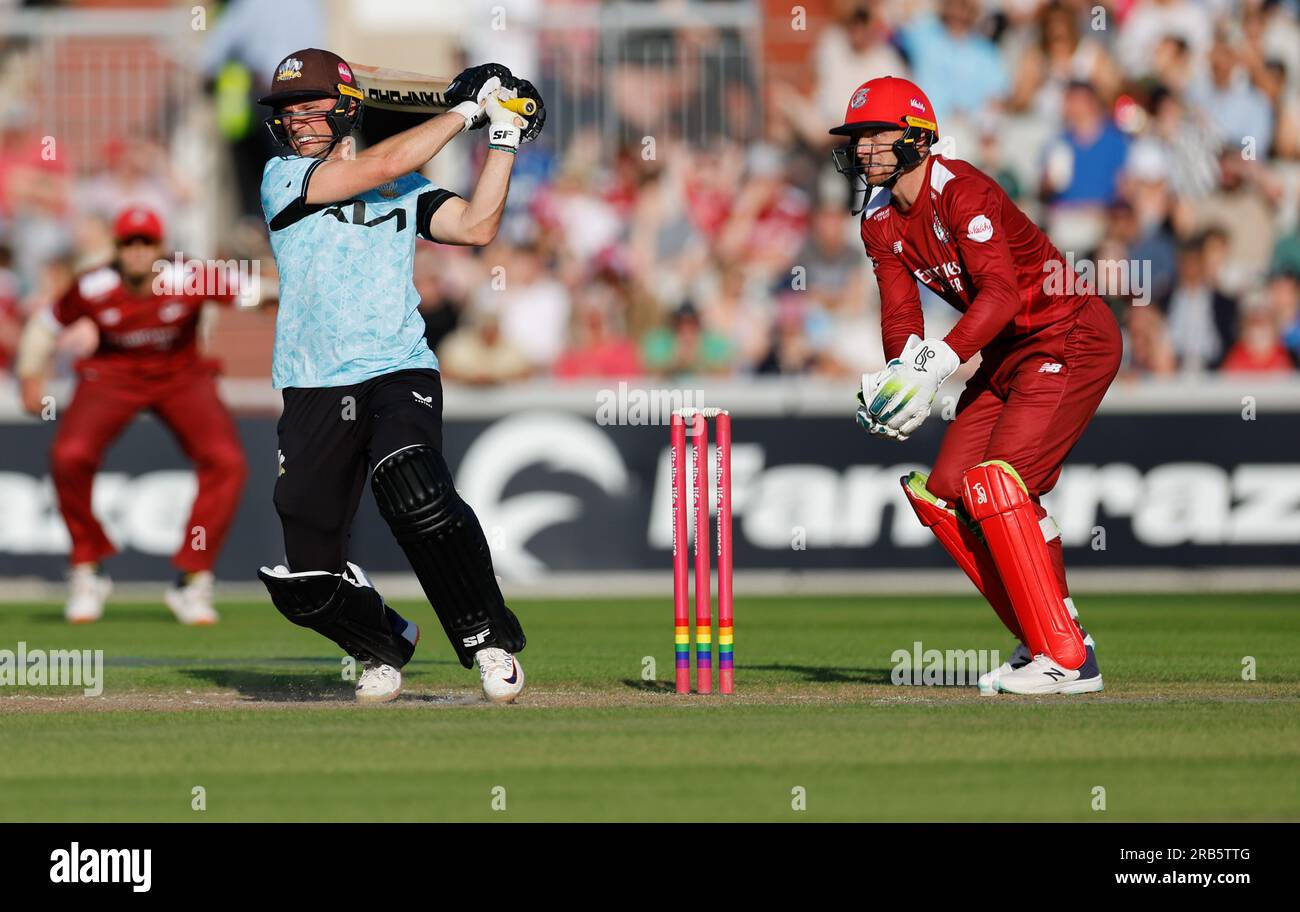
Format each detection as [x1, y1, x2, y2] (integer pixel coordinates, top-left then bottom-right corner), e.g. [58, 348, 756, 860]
[860, 155, 1088, 363]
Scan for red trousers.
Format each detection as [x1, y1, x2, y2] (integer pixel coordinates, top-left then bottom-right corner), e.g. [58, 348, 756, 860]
[50, 367, 247, 572]
[927, 296, 1122, 596]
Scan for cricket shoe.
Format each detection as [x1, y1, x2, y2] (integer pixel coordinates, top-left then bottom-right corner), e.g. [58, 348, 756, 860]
[476, 647, 524, 704]
[355, 607, 420, 704]
[164, 570, 219, 626]
[996, 641, 1103, 695]
[977, 642, 1031, 695]
[66, 564, 110, 624]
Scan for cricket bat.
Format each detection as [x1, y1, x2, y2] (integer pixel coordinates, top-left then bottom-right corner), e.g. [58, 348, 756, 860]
[351, 63, 536, 117]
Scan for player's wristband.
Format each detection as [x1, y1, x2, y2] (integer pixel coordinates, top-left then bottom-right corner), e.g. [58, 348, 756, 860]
[450, 100, 482, 132]
[487, 122, 520, 151]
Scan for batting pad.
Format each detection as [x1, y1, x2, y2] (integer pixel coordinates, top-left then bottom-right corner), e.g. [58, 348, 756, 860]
[900, 472, 1023, 642]
[961, 461, 1085, 670]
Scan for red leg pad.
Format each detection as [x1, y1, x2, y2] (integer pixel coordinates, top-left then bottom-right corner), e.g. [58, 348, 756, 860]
[900, 475, 1023, 642]
[962, 462, 1085, 669]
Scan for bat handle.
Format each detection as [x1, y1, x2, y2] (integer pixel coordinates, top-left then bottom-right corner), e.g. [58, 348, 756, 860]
[501, 97, 536, 117]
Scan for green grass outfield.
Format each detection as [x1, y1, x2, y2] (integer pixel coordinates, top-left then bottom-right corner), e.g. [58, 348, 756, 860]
[1, 593, 1297, 822]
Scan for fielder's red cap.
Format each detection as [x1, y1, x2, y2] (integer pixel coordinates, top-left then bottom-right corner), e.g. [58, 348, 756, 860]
[829, 76, 939, 138]
[113, 207, 164, 243]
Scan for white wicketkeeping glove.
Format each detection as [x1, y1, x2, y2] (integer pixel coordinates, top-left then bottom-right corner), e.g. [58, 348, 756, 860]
[865, 334, 960, 437]
[856, 368, 909, 442]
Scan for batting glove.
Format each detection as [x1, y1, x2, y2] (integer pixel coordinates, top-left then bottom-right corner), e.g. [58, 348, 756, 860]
[484, 86, 526, 151]
[867, 334, 960, 437]
[445, 62, 513, 131]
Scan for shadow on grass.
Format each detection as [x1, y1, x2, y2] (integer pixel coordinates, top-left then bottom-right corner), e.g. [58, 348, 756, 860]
[181, 667, 349, 702]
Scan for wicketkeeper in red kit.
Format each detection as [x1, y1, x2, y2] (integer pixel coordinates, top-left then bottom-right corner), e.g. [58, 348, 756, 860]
[15, 207, 248, 625]
[833, 77, 1121, 694]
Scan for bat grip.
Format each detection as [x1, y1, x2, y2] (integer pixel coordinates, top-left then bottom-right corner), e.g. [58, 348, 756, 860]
[501, 97, 536, 117]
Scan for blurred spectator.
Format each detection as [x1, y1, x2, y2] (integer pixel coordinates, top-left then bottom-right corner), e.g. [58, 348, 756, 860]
[1188, 38, 1274, 155]
[1267, 272, 1300, 362]
[474, 240, 571, 370]
[1191, 150, 1282, 295]
[756, 296, 818, 375]
[1009, 1, 1120, 119]
[438, 302, 534, 386]
[413, 245, 464, 356]
[1259, 60, 1300, 159]
[775, 1, 907, 151]
[0, 244, 20, 370]
[78, 137, 191, 235]
[642, 302, 733, 377]
[1116, 0, 1213, 79]
[1161, 233, 1238, 372]
[1042, 81, 1128, 252]
[1219, 291, 1298, 374]
[899, 0, 1009, 123]
[1124, 302, 1178, 377]
[553, 280, 642, 380]
[716, 143, 811, 284]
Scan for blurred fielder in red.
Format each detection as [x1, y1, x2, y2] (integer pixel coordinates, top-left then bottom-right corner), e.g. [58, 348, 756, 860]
[15, 207, 248, 625]
[833, 77, 1121, 695]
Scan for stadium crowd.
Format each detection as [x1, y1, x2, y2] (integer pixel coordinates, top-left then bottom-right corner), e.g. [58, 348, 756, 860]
[2, 0, 1299, 387]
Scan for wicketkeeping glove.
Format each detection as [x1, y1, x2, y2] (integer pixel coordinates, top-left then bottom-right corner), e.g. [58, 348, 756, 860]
[856, 371, 909, 442]
[866, 334, 960, 437]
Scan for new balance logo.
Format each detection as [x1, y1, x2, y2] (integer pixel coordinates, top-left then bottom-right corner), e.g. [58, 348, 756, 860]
[411, 391, 433, 408]
[1038, 362, 1063, 373]
[1044, 667, 1066, 680]
[892, 240, 903, 254]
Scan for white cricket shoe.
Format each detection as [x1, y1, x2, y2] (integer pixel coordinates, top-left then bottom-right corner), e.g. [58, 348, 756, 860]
[66, 564, 110, 624]
[996, 643, 1104, 695]
[476, 647, 524, 704]
[978, 642, 1032, 695]
[164, 570, 219, 626]
[356, 661, 403, 703]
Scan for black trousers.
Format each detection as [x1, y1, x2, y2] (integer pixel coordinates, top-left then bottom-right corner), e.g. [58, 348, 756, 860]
[274, 369, 443, 572]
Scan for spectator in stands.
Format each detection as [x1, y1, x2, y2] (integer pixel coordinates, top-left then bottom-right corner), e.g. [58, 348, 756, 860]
[474, 238, 571, 370]
[413, 245, 464, 356]
[1161, 233, 1238, 372]
[1121, 143, 1180, 303]
[1042, 81, 1129, 252]
[1009, 1, 1120, 119]
[755, 295, 817, 375]
[898, 0, 1009, 123]
[0, 244, 20, 371]
[695, 259, 770, 372]
[1266, 272, 1300, 363]
[553, 280, 642, 380]
[1124, 301, 1178, 377]
[1219, 291, 1297, 373]
[1190, 38, 1274, 156]
[1259, 60, 1300, 159]
[438, 301, 534, 386]
[78, 137, 188, 230]
[774, 1, 908, 152]
[1116, 0, 1213, 80]
[1192, 149, 1283, 296]
[642, 301, 733, 377]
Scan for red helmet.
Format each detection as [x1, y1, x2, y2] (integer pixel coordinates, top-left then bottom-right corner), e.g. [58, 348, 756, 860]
[829, 76, 938, 138]
[113, 207, 164, 244]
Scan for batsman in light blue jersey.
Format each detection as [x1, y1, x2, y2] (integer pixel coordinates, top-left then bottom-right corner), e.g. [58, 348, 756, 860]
[254, 47, 546, 705]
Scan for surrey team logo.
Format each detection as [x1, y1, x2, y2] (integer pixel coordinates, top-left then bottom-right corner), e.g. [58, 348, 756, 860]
[377, 181, 399, 199]
[851, 87, 869, 108]
[275, 57, 303, 82]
